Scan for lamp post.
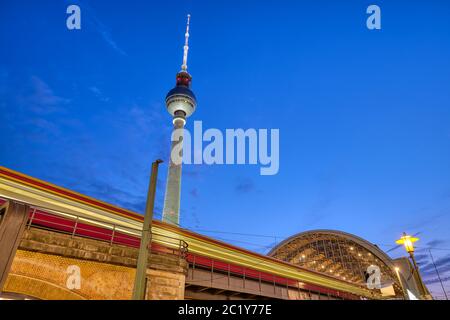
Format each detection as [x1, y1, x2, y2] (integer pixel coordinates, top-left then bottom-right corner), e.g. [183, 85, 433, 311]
[132, 159, 163, 300]
[395, 232, 428, 299]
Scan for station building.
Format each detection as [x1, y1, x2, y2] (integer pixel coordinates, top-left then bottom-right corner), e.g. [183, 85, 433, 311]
[0, 166, 429, 300]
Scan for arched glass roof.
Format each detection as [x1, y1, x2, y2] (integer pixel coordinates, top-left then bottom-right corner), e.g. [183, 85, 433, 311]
[269, 230, 403, 298]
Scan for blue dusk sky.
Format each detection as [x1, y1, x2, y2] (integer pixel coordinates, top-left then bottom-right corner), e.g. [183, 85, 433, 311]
[1, 1, 450, 297]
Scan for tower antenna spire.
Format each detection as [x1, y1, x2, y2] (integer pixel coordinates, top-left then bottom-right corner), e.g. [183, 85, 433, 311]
[181, 14, 191, 71]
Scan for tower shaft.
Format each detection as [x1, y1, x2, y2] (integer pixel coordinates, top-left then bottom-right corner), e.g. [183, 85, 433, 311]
[162, 119, 185, 225]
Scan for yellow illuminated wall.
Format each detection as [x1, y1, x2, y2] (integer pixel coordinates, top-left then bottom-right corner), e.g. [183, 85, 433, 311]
[4, 250, 135, 300]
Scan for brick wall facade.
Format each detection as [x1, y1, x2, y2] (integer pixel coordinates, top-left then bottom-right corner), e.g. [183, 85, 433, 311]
[2, 227, 188, 300]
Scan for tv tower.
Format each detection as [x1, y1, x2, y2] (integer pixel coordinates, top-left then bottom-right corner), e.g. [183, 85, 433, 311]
[162, 14, 197, 225]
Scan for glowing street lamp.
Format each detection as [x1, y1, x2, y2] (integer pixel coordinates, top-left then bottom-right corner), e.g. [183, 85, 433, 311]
[395, 232, 419, 253]
[395, 232, 428, 299]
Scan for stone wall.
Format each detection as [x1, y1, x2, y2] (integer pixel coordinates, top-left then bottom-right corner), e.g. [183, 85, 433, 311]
[2, 227, 188, 300]
[19, 227, 139, 266]
[146, 269, 186, 300]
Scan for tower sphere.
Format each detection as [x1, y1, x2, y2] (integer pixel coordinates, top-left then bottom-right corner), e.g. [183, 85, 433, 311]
[165, 71, 197, 119]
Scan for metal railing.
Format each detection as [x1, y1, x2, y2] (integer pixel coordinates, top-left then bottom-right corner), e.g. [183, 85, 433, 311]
[21, 201, 188, 259]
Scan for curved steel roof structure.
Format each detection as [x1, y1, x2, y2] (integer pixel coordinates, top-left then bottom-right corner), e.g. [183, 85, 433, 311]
[268, 229, 404, 298]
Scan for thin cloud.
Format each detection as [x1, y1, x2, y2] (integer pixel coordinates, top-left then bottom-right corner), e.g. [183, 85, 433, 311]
[55, 172, 148, 214]
[421, 254, 450, 276]
[95, 22, 127, 56]
[89, 86, 110, 102]
[18, 76, 69, 114]
[2, 75, 70, 142]
[424, 275, 450, 285]
[414, 253, 429, 265]
[24, 98, 171, 217]
[396, 204, 450, 234]
[426, 239, 448, 247]
[66, 0, 127, 56]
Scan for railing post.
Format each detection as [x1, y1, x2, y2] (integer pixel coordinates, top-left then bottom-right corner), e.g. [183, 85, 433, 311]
[192, 254, 196, 280]
[228, 263, 231, 288]
[259, 272, 262, 293]
[273, 275, 276, 295]
[110, 225, 116, 245]
[286, 280, 289, 299]
[72, 216, 79, 238]
[27, 208, 36, 230]
[211, 260, 214, 287]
